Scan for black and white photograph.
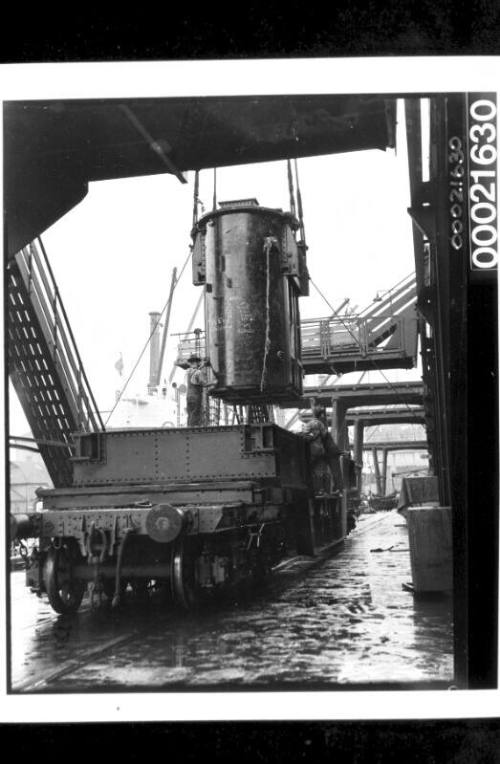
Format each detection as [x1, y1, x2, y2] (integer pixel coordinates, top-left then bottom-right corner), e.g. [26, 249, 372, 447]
[1, 59, 498, 722]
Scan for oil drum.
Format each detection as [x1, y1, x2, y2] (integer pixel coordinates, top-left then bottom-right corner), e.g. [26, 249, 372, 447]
[192, 200, 306, 402]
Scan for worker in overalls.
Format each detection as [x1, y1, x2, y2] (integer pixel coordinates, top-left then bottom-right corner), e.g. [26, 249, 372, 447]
[176, 352, 217, 427]
[185, 355, 207, 427]
[316, 406, 344, 493]
[300, 405, 330, 494]
[301, 404, 345, 495]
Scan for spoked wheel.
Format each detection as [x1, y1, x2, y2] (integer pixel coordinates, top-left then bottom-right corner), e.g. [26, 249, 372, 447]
[170, 539, 200, 610]
[44, 541, 86, 615]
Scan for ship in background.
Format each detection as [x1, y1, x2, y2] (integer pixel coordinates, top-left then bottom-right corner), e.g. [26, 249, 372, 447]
[108, 310, 189, 429]
[109, 304, 287, 431]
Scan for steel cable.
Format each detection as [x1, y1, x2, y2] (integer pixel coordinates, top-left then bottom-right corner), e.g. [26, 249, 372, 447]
[104, 247, 192, 426]
[309, 276, 424, 427]
[260, 237, 274, 392]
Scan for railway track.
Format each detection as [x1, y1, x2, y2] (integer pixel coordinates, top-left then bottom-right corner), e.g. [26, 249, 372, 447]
[12, 541, 340, 693]
[11, 511, 450, 693]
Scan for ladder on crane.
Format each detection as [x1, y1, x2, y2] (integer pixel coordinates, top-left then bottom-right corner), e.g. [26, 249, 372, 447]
[7, 239, 104, 487]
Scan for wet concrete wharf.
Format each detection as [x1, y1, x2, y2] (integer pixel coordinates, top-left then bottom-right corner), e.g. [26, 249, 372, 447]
[10, 511, 454, 692]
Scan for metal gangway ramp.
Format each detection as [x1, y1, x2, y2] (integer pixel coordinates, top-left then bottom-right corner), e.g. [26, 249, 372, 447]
[174, 273, 418, 378]
[7, 239, 104, 487]
[301, 273, 418, 374]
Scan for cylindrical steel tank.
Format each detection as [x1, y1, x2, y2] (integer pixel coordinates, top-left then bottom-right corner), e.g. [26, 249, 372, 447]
[192, 200, 306, 402]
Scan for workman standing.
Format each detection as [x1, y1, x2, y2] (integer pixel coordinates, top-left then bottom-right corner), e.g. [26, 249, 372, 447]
[176, 354, 212, 427]
[318, 409, 345, 493]
[300, 405, 330, 494]
[301, 404, 345, 494]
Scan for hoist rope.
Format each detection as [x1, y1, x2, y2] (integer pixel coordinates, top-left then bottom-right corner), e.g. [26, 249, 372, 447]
[260, 237, 275, 392]
[285, 158, 421, 431]
[310, 277, 366, 352]
[192, 170, 200, 227]
[167, 290, 204, 384]
[287, 160, 297, 218]
[294, 158, 306, 244]
[105, 172, 206, 425]
[308, 277, 424, 426]
[105, 247, 192, 426]
[284, 158, 422, 438]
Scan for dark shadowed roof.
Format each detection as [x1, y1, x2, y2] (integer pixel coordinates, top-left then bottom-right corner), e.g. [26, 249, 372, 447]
[5, 95, 396, 255]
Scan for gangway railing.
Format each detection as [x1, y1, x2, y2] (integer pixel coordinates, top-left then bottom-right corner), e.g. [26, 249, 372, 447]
[174, 275, 418, 377]
[172, 329, 206, 365]
[8, 239, 104, 487]
[301, 273, 417, 373]
[300, 307, 417, 373]
[174, 311, 418, 377]
[357, 272, 416, 319]
[301, 311, 413, 353]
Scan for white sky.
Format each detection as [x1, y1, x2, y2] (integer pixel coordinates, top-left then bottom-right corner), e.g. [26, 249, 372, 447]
[8, 99, 418, 434]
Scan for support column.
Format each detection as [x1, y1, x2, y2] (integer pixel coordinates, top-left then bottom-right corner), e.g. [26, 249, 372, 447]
[330, 398, 348, 450]
[353, 419, 364, 495]
[381, 447, 389, 496]
[331, 398, 350, 492]
[372, 447, 382, 495]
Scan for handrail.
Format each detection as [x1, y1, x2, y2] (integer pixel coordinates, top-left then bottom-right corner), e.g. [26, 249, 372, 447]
[357, 272, 417, 318]
[13, 240, 103, 433]
[300, 314, 405, 355]
[15, 251, 83, 419]
[174, 312, 411, 365]
[15, 250, 88, 430]
[36, 239, 104, 431]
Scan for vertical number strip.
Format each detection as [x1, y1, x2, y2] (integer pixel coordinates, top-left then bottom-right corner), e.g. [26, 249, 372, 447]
[467, 95, 498, 271]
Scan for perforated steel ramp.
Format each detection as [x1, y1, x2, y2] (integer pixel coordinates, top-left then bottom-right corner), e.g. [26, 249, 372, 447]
[7, 240, 104, 487]
[176, 275, 418, 378]
[300, 273, 418, 374]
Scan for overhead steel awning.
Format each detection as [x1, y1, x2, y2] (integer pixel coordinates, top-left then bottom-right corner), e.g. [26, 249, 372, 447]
[4, 95, 396, 256]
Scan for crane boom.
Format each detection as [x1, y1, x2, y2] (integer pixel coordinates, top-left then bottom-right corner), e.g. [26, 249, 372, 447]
[155, 268, 177, 388]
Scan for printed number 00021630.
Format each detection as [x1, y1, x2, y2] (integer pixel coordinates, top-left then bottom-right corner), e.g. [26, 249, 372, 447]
[468, 98, 497, 270]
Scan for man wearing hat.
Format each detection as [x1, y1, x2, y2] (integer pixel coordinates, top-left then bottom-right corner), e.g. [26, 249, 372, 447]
[300, 404, 329, 494]
[178, 354, 211, 427]
[300, 403, 345, 495]
[314, 404, 345, 493]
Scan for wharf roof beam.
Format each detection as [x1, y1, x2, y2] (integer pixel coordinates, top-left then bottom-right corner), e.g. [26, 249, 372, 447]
[5, 95, 396, 256]
[283, 381, 424, 409]
[362, 440, 428, 451]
